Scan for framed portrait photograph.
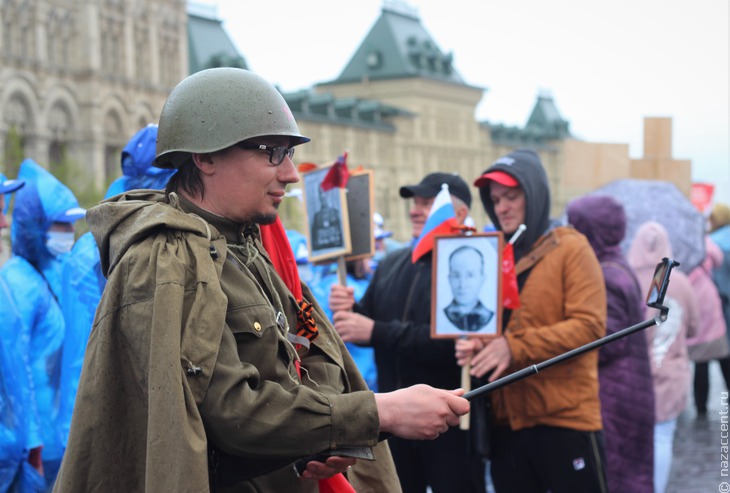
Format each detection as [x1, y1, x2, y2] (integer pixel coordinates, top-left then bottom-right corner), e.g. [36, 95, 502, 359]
[302, 165, 352, 263]
[431, 232, 504, 339]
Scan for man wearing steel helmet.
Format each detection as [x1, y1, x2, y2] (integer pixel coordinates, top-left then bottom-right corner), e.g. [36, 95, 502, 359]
[455, 149, 607, 493]
[55, 68, 469, 493]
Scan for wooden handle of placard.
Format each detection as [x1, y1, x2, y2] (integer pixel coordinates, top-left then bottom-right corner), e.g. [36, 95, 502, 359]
[337, 255, 347, 286]
[460, 361, 471, 430]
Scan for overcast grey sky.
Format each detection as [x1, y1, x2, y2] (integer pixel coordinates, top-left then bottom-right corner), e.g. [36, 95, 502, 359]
[206, 0, 729, 202]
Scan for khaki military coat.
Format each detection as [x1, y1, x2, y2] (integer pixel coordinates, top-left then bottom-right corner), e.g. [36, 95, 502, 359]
[54, 190, 400, 493]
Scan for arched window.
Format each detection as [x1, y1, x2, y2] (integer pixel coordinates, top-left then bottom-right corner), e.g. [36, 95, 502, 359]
[159, 10, 181, 87]
[103, 110, 124, 183]
[17, 1, 35, 61]
[48, 102, 72, 169]
[100, 0, 125, 76]
[3, 93, 33, 176]
[133, 3, 150, 83]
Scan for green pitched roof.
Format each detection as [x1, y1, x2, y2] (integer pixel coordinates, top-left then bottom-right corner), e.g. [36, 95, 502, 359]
[525, 93, 571, 139]
[283, 89, 412, 131]
[482, 93, 571, 146]
[330, 4, 464, 85]
[187, 9, 247, 74]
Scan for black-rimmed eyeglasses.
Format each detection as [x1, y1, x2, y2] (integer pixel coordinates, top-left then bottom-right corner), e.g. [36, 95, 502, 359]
[237, 142, 295, 166]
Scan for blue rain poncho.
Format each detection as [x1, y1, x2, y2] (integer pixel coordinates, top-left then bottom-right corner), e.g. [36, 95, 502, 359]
[0, 159, 84, 486]
[282, 231, 374, 385]
[309, 266, 379, 392]
[103, 124, 176, 199]
[57, 124, 176, 451]
[56, 232, 104, 448]
[0, 277, 45, 493]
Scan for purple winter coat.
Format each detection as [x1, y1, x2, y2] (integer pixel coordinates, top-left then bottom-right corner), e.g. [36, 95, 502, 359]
[568, 195, 655, 493]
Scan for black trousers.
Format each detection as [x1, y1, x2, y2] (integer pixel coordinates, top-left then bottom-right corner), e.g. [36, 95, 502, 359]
[490, 425, 607, 493]
[694, 357, 730, 412]
[389, 427, 486, 493]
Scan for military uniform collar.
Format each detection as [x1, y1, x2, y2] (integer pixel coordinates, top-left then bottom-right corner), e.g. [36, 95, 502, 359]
[175, 194, 259, 244]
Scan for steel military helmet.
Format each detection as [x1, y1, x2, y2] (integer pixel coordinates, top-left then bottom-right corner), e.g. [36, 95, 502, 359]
[155, 67, 310, 169]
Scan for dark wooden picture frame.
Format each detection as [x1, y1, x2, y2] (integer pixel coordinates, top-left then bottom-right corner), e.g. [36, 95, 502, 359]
[301, 165, 352, 263]
[431, 232, 504, 339]
[344, 169, 375, 261]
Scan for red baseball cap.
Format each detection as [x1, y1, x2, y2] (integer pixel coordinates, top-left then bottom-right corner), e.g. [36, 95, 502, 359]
[473, 170, 518, 188]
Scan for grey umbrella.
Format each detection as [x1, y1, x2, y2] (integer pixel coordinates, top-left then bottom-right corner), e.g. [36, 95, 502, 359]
[586, 178, 705, 274]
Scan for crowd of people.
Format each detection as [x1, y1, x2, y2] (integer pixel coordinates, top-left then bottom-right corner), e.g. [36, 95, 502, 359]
[0, 67, 726, 493]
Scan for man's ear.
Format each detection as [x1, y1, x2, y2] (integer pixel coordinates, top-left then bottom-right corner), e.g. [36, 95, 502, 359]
[191, 153, 216, 176]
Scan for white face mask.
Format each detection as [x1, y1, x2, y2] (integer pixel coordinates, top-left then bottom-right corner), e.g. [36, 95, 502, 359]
[45, 230, 75, 256]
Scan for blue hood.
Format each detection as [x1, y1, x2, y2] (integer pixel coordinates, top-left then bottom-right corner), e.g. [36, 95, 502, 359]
[11, 159, 84, 267]
[105, 125, 176, 198]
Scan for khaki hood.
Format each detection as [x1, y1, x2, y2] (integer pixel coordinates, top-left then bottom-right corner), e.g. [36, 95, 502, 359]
[86, 190, 211, 277]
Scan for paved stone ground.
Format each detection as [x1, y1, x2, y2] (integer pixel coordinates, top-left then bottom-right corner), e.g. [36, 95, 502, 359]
[442, 362, 728, 493]
[667, 362, 729, 493]
[480, 362, 729, 493]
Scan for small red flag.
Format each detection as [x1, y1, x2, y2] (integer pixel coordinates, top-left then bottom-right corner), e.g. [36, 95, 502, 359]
[318, 474, 357, 493]
[691, 182, 714, 214]
[320, 152, 350, 191]
[502, 243, 520, 309]
[298, 162, 319, 173]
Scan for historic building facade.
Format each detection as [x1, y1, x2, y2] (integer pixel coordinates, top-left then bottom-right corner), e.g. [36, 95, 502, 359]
[0, 0, 187, 189]
[0, 0, 692, 241]
[276, 3, 691, 237]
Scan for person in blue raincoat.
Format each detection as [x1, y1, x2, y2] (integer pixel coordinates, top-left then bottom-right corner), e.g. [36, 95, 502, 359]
[314, 260, 379, 392]
[285, 228, 315, 284]
[0, 160, 85, 490]
[102, 124, 177, 198]
[57, 124, 176, 451]
[0, 174, 46, 493]
[310, 258, 379, 392]
[284, 228, 379, 390]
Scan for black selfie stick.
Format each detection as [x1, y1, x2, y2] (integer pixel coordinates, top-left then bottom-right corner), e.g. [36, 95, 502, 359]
[295, 258, 679, 471]
[464, 307, 667, 400]
[464, 256, 679, 401]
[294, 314, 669, 471]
